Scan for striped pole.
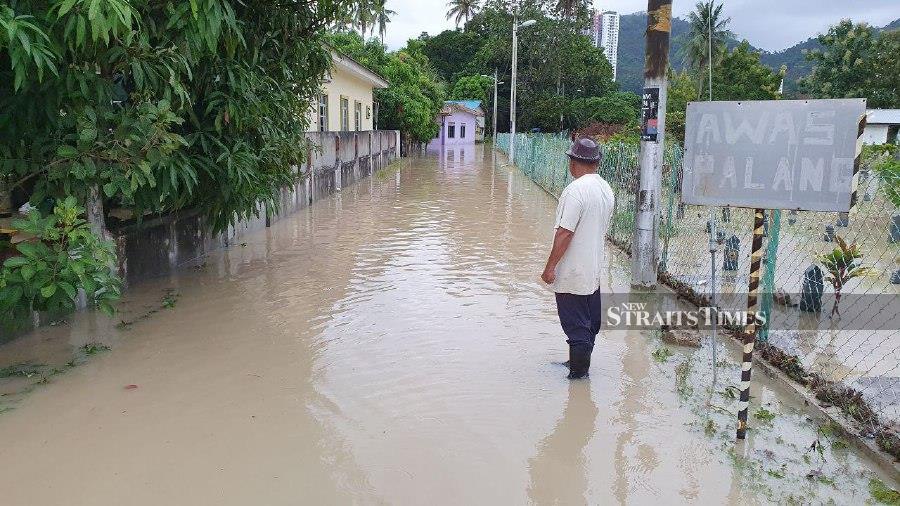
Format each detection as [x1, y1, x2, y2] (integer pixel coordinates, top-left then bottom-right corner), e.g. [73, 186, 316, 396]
[736, 209, 766, 440]
[848, 111, 868, 211]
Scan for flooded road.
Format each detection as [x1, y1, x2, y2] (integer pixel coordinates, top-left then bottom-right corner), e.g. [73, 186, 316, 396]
[0, 146, 894, 504]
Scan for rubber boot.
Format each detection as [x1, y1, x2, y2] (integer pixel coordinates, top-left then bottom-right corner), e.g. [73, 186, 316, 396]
[567, 346, 591, 379]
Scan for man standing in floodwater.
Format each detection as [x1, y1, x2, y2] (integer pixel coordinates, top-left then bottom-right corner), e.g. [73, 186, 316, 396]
[541, 138, 615, 379]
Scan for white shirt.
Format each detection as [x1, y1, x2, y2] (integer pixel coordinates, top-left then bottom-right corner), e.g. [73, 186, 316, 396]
[550, 174, 615, 295]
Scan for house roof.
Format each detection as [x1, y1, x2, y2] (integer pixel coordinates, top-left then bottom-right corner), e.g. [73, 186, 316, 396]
[447, 100, 483, 112]
[440, 100, 485, 117]
[866, 109, 900, 125]
[329, 50, 389, 89]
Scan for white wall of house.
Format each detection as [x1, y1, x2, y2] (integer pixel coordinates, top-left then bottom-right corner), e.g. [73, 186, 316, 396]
[862, 124, 889, 145]
[308, 52, 388, 132]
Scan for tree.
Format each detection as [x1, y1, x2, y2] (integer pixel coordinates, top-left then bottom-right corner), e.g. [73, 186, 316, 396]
[373, 0, 396, 44]
[711, 41, 782, 101]
[800, 21, 899, 108]
[0, 1, 359, 324]
[665, 69, 698, 144]
[420, 29, 486, 83]
[570, 92, 640, 128]
[450, 75, 493, 102]
[446, 0, 480, 29]
[682, 1, 732, 98]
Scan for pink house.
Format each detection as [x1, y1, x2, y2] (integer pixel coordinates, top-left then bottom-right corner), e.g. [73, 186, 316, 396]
[427, 101, 485, 149]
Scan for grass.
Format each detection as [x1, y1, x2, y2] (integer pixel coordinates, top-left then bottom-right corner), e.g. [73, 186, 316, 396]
[0, 363, 45, 379]
[869, 478, 900, 505]
[80, 343, 110, 355]
[651, 347, 674, 363]
[754, 407, 776, 424]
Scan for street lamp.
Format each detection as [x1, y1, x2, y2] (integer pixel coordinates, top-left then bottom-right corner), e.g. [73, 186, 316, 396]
[481, 71, 504, 141]
[509, 17, 536, 165]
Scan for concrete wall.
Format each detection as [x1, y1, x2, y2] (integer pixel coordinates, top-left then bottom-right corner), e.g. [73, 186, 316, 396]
[113, 130, 399, 286]
[862, 124, 889, 145]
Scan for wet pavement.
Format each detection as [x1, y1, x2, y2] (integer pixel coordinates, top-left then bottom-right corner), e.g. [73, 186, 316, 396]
[0, 145, 896, 505]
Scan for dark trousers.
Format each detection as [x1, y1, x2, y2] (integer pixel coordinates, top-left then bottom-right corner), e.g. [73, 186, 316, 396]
[555, 288, 603, 353]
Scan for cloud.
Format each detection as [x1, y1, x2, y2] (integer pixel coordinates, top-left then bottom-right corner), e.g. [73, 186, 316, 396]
[382, 0, 899, 52]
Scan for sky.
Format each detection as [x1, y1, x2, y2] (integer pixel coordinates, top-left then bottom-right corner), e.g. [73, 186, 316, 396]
[382, 0, 900, 52]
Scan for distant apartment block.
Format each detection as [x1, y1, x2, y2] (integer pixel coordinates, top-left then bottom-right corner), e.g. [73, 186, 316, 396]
[586, 10, 620, 81]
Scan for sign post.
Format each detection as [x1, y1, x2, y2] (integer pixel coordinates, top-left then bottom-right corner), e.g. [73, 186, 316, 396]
[680, 98, 866, 440]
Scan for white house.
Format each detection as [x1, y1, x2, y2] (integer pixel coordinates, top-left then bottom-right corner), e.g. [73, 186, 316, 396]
[308, 50, 389, 132]
[862, 109, 900, 145]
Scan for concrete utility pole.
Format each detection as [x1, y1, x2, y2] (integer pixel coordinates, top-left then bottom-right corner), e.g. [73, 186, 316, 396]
[632, 0, 672, 288]
[509, 15, 536, 164]
[493, 68, 499, 140]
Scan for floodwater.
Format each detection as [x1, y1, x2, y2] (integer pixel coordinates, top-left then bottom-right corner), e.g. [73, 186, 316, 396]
[0, 145, 895, 505]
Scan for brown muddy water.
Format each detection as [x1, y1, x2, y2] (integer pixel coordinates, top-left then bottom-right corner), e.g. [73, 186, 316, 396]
[0, 145, 896, 505]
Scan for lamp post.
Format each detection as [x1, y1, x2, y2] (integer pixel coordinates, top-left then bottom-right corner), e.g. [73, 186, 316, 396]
[509, 17, 536, 165]
[481, 71, 504, 141]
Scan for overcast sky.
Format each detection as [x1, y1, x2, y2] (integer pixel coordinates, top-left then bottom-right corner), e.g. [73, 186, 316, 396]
[382, 0, 899, 52]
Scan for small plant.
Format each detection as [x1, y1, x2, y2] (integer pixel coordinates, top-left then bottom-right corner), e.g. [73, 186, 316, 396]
[651, 347, 673, 363]
[704, 419, 717, 437]
[0, 362, 45, 378]
[754, 407, 776, 424]
[869, 478, 900, 505]
[161, 290, 179, 308]
[816, 235, 875, 318]
[80, 343, 110, 355]
[0, 197, 121, 326]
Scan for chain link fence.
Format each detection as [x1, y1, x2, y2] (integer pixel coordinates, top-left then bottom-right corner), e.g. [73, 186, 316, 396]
[497, 132, 900, 456]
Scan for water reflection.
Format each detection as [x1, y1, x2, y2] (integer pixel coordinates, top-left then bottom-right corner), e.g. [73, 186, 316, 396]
[527, 381, 598, 505]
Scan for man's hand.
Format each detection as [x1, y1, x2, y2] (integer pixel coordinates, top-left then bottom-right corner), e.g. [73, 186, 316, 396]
[542, 227, 574, 285]
[541, 265, 556, 284]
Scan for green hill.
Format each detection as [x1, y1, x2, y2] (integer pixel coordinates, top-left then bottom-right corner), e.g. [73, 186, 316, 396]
[615, 13, 900, 96]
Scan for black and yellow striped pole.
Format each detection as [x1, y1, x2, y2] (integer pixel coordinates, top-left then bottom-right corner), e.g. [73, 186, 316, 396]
[736, 209, 766, 440]
[848, 111, 868, 211]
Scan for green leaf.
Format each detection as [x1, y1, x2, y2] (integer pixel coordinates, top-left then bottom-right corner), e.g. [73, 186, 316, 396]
[3, 256, 30, 268]
[56, 145, 78, 157]
[40, 284, 57, 299]
[59, 281, 77, 300]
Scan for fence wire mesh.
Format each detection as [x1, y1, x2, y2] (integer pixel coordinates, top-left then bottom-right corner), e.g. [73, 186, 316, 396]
[497, 132, 900, 452]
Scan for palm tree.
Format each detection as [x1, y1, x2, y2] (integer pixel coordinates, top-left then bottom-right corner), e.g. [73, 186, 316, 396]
[446, 0, 479, 30]
[373, 0, 396, 44]
[355, 0, 373, 38]
[682, 1, 732, 98]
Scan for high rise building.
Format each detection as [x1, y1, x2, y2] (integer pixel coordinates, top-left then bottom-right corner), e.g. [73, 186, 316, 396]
[587, 10, 620, 81]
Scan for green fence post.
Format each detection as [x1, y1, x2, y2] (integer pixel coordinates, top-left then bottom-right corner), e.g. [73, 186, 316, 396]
[758, 209, 781, 342]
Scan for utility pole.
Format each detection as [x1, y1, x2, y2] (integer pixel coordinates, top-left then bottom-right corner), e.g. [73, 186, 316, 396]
[632, 0, 672, 288]
[509, 12, 519, 164]
[493, 68, 499, 140]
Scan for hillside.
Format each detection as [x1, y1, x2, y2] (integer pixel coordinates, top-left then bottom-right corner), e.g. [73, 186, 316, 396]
[615, 13, 900, 95]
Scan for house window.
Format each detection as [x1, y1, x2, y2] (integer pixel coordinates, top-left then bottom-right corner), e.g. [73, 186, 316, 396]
[318, 94, 328, 132]
[460, 123, 466, 139]
[354, 101, 362, 131]
[340, 97, 349, 131]
[448, 122, 456, 139]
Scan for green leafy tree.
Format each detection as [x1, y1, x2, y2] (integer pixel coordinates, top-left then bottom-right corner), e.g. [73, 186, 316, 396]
[570, 92, 640, 128]
[0, 1, 359, 326]
[799, 20, 899, 108]
[450, 75, 493, 102]
[711, 41, 782, 101]
[420, 29, 486, 83]
[665, 69, 698, 144]
[1, 197, 121, 324]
